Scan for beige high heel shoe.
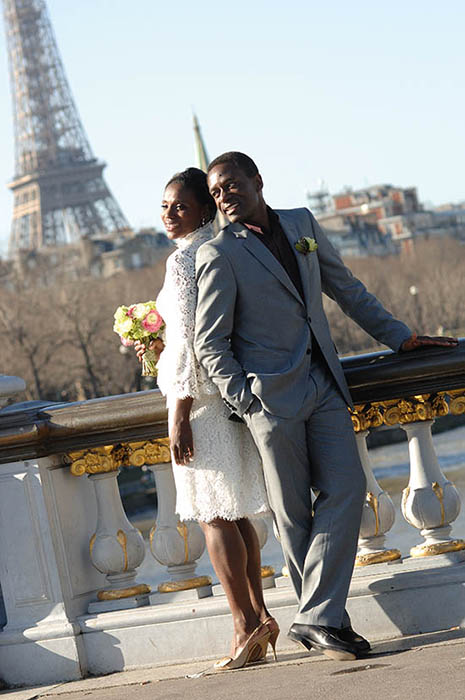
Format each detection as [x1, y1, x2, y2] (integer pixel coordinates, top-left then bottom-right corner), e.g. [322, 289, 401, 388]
[249, 616, 280, 662]
[263, 616, 280, 661]
[214, 624, 270, 671]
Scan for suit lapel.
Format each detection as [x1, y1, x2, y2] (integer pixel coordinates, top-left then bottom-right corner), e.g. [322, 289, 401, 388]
[229, 223, 304, 305]
[276, 211, 312, 309]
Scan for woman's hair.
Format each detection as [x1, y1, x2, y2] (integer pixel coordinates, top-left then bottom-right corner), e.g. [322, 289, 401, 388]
[165, 167, 217, 223]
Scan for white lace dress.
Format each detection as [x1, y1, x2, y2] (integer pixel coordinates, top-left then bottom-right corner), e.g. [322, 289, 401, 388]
[156, 222, 269, 523]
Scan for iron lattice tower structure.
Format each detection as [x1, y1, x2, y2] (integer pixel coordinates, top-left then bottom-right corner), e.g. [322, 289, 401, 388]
[3, 0, 129, 254]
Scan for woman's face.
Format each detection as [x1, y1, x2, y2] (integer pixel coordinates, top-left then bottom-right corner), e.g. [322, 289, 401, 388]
[161, 183, 206, 239]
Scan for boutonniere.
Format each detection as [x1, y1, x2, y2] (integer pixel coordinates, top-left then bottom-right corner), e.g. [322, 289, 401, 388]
[295, 237, 318, 255]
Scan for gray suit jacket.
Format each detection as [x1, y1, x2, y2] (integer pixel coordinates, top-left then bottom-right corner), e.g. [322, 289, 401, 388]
[194, 207, 411, 419]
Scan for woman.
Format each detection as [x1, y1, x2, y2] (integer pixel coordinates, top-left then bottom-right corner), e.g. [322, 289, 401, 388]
[135, 167, 278, 670]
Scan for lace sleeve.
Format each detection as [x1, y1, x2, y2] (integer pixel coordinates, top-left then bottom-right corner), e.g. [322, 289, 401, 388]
[164, 249, 213, 399]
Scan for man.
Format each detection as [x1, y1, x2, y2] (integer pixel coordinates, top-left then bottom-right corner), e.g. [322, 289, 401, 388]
[194, 151, 457, 660]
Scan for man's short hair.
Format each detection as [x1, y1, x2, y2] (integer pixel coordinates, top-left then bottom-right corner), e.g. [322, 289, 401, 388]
[208, 151, 259, 178]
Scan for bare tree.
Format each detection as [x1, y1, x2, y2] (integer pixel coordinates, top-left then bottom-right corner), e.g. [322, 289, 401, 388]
[0, 287, 61, 399]
[2, 238, 463, 401]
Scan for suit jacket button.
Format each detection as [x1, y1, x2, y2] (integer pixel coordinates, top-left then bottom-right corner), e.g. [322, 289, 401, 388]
[306, 348, 311, 355]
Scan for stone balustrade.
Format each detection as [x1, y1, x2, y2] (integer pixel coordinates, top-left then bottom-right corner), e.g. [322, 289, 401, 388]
[343, 344, 465, 565]
[351, 394, 465, 566]
[0, 340, 464, 686]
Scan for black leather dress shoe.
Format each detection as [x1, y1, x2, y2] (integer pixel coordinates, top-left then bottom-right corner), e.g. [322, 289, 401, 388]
[288, 623, 357, 661]
[339, 626, 371, 654]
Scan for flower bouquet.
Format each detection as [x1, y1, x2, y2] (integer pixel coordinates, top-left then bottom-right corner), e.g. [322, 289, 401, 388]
[113, 301, 164, 376]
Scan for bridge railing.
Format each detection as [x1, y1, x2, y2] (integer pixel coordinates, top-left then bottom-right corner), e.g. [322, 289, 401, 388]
[344, 340, 465, 565]
[0, 340, 464, 676]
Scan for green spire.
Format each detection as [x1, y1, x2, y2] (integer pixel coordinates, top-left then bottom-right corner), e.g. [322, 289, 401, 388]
[193, 112, 209, 173]
[192, 112, 227, 230]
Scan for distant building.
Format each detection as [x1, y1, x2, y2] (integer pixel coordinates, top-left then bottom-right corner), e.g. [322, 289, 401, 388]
[308, 184, 465, 256]
[82, 228, 173, 278]
[429, 203, 465, 242]
[1, 228, 173, 289]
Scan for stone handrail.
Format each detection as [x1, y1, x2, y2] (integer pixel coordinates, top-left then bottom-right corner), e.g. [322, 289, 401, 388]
[0, 390, 168, 464]
[343, 339, 465, 403]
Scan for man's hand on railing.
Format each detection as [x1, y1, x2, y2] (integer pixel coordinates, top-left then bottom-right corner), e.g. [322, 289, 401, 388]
[401, 333, 459, 352]
[134, 338, 165, 363]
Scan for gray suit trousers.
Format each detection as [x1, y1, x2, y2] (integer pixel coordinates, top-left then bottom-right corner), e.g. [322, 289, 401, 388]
[245, 360, 366, 627]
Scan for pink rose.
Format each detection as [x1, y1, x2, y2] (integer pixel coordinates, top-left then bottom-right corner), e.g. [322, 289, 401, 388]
[127, 305, 136, 318]
[142, 309, 163, 333]
[120, 336, 134, 347]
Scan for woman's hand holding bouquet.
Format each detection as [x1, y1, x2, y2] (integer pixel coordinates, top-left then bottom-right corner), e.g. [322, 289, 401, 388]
[113, 301, 165, 376]
[134, 338, 165, 364]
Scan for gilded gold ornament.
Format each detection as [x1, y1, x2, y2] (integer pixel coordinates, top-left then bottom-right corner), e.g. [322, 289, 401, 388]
[448, 389, 465, 415]
[176, 522, 189, 564]
[376, 398, 402, 426]
[431, 482, 445, 526]
[116, 529, 128, 572]
[348, 390, 464, 433]
[89, 533, 96, 557]
[410, 539, 465, 558]
[67, 437, 172, 476]
[143, 438, 171, 463]
[355, 549, 401, 567]
[260, 565, 275, 579]
[431, 393, 449, 417]
[149, 523, 156, 549]
[401, 486, 417, 528]
[97, 583, 151, 601]
[350, 404, 384, 432]
[127, 448, 146, 467]
[366, 492, 380, 537]
[68, 445, 118, 476]
[157, 576, 212, 593]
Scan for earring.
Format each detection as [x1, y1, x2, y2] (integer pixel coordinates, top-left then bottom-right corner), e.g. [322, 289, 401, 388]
[201, 217, 207, 226]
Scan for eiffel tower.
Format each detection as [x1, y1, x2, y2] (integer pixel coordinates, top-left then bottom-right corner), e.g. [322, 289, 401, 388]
[3, 0, 130, 255]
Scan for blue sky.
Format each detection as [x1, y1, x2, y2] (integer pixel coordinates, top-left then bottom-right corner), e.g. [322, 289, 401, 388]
[0, 0, 464, 254]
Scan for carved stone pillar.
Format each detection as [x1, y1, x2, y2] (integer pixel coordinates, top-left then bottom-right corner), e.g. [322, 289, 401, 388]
[401, 420, 465, 557]
[147, 461, 212, 603]
[355, 430, 401, 566]
[87, 471, 150, 611]
[252, 517, 276, 588]
[349, 405, 401, 567]
[67, 446, 150, 612]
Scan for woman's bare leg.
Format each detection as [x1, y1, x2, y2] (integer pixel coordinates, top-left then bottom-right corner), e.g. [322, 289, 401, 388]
[236, 518, 271, 623]
[199, 517, 261, 656]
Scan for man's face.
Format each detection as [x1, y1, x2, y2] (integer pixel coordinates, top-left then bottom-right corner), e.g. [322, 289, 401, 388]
[207, 163, 264, 223]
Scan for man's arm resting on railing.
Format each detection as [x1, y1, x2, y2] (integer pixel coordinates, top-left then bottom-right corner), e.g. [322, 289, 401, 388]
[400, 333, 458, 351]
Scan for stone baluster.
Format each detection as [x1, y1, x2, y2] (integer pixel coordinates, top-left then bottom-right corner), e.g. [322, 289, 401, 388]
[271, 519, 292, 585]
[252, 518, 276, 588]
[355, 430, 401, 566]
[147, 461, 212, 603]
[68, 439, 213, 605]
[67, 446, 151, 612]
[87, 471, 150, 611]
[401, 419, 465, 557]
